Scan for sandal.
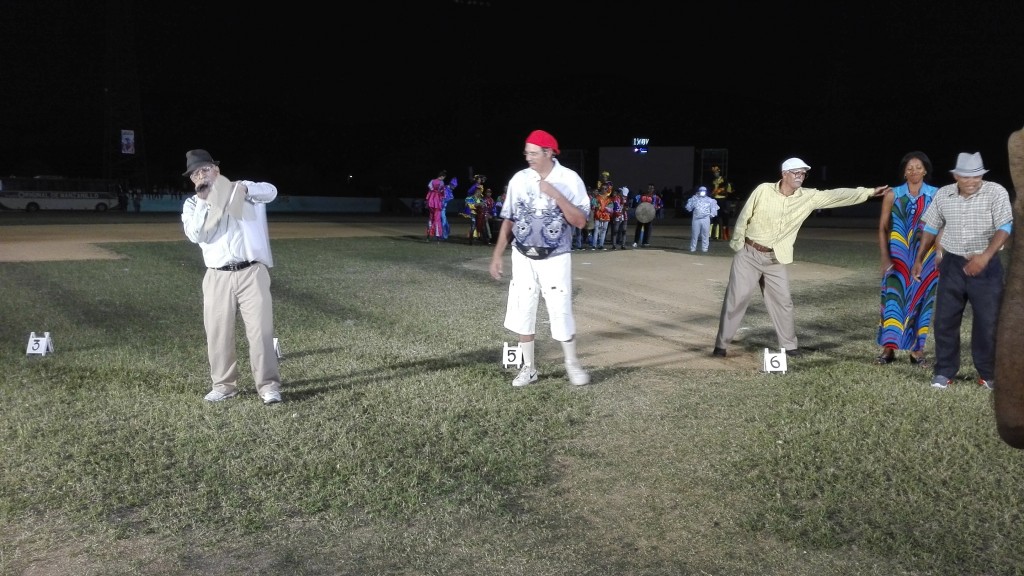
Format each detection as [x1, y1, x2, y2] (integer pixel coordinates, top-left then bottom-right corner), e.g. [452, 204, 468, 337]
[875, 351, 896, 365]
[910, 353, 930, 368]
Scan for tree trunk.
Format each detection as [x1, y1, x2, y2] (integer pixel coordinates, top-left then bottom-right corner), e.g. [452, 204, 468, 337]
[995, 126, 1024, 448]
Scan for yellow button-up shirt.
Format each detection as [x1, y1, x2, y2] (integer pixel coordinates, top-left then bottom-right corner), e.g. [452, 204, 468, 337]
[729, 181, 875, 264]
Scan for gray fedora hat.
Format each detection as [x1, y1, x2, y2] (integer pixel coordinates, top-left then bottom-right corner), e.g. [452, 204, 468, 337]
[950, 152, 988, 177]
[182, 149, 220, 177]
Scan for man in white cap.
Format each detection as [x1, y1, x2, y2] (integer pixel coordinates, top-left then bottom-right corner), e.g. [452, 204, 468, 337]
[713, 158, 889, 358]
[489, 129, 591, 387]
[685, 185, 719, 252]
[912, 152, 1013, 390]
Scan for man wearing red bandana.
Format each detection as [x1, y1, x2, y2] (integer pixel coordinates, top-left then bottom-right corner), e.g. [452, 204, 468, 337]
[489, 129, 591, 388]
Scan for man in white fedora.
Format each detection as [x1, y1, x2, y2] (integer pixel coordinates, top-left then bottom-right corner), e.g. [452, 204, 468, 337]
[912, 152, 1013, 390]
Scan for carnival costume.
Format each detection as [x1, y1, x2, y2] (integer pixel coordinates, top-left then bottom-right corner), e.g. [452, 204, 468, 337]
[610, 188, 628, 249]
[464, 175, 490, 244]
[685, 186, 719, 252]
[710, 165, 734, 240]
[592, 184, 613, 249]
[426, 172, 457, 241]
[441, 178, 456, 239]
[632, 187, 657, 246]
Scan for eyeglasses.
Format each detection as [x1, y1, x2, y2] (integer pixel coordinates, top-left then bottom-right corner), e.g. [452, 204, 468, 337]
[785, 170, 808, 177]
[523, 150, 544, 158]
[191, 165, 215, 179]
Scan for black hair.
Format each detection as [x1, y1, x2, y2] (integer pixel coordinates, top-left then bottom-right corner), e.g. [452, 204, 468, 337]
[899, 151, 932, 181]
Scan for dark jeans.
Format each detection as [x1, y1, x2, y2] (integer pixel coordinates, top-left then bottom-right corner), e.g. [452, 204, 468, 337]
[611, 220, 627, 247]
[932, 252, 1004, 381]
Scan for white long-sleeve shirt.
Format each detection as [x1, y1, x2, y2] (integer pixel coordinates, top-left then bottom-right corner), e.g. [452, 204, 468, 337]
[182, 180, 277, 268]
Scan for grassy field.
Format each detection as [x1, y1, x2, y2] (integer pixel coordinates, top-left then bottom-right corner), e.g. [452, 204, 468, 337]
[1, 214, 1022, 575]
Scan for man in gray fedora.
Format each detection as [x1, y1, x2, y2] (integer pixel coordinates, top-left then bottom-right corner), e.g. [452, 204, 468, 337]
[181, 149, 283, 405]
[912, 152, 1013, 390]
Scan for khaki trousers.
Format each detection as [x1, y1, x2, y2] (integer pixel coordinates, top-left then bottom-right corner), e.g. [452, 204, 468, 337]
[203, 263, 281, 396]
[715, 244, 797, 351]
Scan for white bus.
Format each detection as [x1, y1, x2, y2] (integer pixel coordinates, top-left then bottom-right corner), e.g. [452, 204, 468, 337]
[0, 175, 121, 212]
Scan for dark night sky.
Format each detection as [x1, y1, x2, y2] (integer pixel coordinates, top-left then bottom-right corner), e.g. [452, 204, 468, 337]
[3, 0, 1023, 197]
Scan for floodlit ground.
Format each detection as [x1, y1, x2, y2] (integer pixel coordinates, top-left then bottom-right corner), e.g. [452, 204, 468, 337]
[0, 215, 872, 373]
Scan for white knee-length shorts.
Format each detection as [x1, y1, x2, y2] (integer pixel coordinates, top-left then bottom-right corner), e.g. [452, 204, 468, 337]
[503, 250, 576, 341]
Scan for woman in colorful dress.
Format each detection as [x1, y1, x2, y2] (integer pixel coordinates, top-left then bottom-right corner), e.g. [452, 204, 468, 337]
[875, 151, 940, 366]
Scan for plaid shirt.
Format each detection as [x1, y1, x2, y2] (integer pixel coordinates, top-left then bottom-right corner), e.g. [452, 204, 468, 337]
[922, 181, 1013, 256]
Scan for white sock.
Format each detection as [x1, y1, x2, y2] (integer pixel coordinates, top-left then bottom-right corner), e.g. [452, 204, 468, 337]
[560, 337, 580, 366]
[520, 341, 535, 370]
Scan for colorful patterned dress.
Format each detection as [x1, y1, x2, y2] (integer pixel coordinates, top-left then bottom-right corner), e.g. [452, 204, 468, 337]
[877, 182, 939, 351]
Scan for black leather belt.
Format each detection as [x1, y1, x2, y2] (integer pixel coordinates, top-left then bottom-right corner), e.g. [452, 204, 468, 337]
[744, 238, 774, 253]
[214, 261, 256, 271]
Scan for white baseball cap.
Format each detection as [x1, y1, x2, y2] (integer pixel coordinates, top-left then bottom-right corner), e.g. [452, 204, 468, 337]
[781, 157, 811, 172]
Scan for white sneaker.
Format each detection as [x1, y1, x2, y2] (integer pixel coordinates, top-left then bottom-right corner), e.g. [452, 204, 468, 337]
[204, 389, 238, 402]
[261, 390, 282, 405]
[632, 242, 638, 248]
[566, 363, 590, 386]
[512, 366, 539, 387]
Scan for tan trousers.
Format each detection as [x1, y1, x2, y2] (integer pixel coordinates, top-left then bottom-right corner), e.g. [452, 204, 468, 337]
[203, 263, 281, 396]
[715, 244, 797, 351]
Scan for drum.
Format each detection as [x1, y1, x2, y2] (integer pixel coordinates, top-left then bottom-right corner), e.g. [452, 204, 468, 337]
[634, 201, 656, 223]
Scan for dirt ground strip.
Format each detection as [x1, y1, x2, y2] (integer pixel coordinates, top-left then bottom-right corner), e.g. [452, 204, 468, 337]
[0, 218, 869, 372]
